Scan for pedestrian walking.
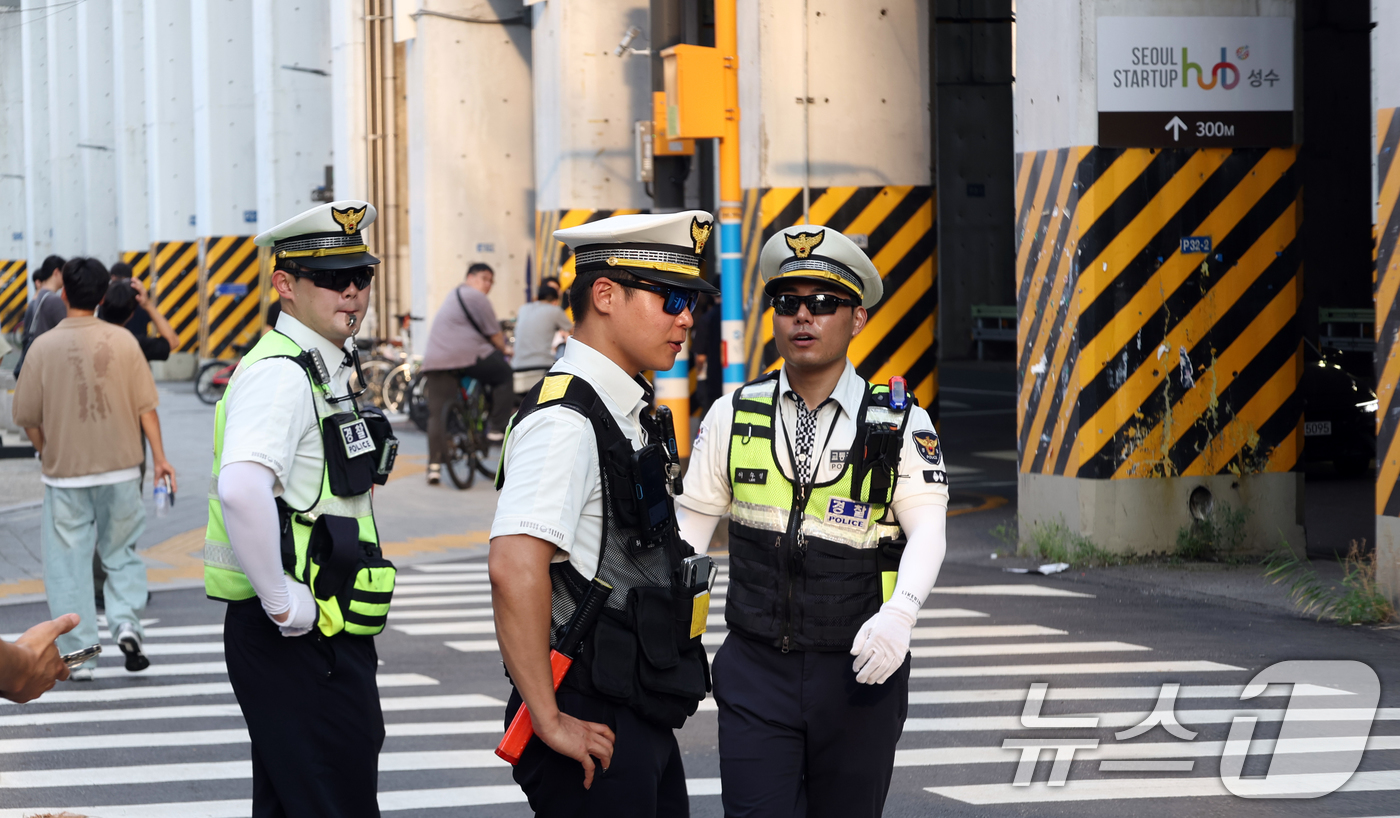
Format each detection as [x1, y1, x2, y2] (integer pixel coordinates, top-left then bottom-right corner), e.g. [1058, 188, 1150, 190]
[204, 200, 400, 817]
[676, 225, 949, 818]
[489, 211, 719, 817]
[13, 254, 67, 376]
[12, 258, 175, 681]
[511, 282, 572, 394]
[420, 262, 512, 485]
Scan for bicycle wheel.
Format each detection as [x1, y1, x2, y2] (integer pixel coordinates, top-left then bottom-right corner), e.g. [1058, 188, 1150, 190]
[442, 404, 477, 489]
[195, 361, 227, 405]
[381, 364, 413, 413]
[407, 371, 430, 432]
[356, 358, 395, 409]
[469, 388, 497, 478]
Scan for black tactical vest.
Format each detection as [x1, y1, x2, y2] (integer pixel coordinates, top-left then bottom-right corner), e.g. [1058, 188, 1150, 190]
[498, 372, 710, 729]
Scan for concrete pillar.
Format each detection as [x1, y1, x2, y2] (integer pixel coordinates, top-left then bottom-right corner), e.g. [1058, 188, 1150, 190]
[192, 0, 256, 237]
[253, 0, 333, 232]
[143, 0, 196, 243]
[1013, 0, 1304, 556]
[735, 0, 936, 405]
[403, 3, 534, 334]
[1373, 0, 1400, 604]
[77, 0, 119, 263]
[46, 0, 86, 257]
[0, 5, 25, 264]
[330, 0, 369, 203]
[112, 0, 150, 254]
[20, 0, 54, 269]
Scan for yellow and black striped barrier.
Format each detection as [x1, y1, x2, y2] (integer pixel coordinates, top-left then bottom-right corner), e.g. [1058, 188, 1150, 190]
[151, 241, 200, 352]
[0, 260, 27, 335]
[1015, 146, 1302, 480]
[197, 236, 261, 359]
[739, 185, 937, 414]
[1376, 108, 1400, 518]
[535, 208, 647, 294]
[120, 250, 151, 289]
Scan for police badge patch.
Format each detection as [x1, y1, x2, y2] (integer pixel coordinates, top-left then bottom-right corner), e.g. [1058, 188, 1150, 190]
[912, 430, 942, 465]
[340, 418, 375, 458]
[825, 497, 871, 531]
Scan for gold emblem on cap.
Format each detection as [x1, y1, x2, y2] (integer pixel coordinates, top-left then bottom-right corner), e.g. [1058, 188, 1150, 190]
[784, 230, 825, 259]
[691, 217, 713, 255]
[331, 205, 368, 236]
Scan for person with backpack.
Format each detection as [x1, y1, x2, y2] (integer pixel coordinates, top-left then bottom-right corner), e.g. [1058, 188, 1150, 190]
[420, 262, 512, 485]
[13, 255, 67, 376]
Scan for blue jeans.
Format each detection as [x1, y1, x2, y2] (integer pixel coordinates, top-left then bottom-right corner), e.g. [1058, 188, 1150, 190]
[41, 479, 148, 667]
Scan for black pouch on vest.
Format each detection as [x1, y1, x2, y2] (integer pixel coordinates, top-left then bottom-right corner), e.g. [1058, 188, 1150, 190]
[860, 424, 902, 505]
[877, 536, 907, 575]
[359, 407, 398, 485]
[308, 514, 363, 601]
[632, 586, 707, 701]
[589, 613, 636, 699]
[321, 411, 376, 496]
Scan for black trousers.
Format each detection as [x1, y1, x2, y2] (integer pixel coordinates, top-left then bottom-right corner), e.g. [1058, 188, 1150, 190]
[506, 687, 689, 818]
[224, 600, 386, 818]
[713, 633, 910, 818]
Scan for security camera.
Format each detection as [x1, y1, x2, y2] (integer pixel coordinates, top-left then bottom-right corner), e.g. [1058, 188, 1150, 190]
[614, 25, 644, 57]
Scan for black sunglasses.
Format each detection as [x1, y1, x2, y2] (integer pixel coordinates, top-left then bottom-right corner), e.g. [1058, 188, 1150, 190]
[290, 265, 374, 293]
[771, 293, 859, 316]
[615, 279, 700, 316]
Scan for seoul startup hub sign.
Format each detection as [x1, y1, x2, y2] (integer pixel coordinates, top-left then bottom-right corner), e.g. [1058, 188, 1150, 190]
[1097, 16, 1294, 148]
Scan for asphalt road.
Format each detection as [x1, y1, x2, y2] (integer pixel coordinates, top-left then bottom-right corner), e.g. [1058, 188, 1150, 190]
[1, 552, 1397, 817]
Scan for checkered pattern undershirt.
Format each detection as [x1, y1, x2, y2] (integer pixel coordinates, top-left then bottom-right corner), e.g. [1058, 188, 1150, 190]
[785, 391, 821, 486]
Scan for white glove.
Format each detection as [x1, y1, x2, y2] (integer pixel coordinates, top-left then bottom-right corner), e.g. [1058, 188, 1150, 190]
[274, 580, 318, 637]
[850, 601, 917, 685]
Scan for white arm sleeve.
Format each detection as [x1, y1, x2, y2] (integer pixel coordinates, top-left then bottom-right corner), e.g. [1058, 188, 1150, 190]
[885, 503, 947, 617]
[217, 461, 316, 632]
[676, 505, 722, 555]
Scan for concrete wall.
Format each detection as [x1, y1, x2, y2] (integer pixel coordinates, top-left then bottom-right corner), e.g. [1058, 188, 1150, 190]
[331, 0, 368, 204]
[1014, 0, 1295, 154]
[21, 0, 53, 269]
[47, 2, 87, 258]
[77, 0, 119, 263]
[405, 3, 534, 333]
[0, 6, 25, 263]
[531, 0, 650, 212]
[112, 0, 149, 254]
[193, 0, 257, 237]
[144, 0, 196, 243]
[253, 0, 333, 232]
[737, 0, 931, 192]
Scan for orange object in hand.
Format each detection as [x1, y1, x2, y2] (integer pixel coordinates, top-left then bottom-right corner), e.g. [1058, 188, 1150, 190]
[496, 578, 612, 765]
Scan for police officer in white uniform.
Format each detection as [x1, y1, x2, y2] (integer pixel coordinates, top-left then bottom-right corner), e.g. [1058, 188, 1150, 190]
[206, 200, 398, 817]
[677, 225, 949, 818]
[490, 211, 719, 816]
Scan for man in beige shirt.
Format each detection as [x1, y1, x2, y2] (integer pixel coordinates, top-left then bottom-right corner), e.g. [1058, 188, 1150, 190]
[13, 258, 176, 681]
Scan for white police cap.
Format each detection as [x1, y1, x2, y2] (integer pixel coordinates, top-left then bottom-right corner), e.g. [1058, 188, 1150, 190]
[759, 225, 882, 308]
[254, 200, 380, 270]
[554, 210, 719, 293]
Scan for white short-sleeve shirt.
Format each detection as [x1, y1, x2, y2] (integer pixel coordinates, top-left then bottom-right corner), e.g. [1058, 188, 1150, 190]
[489, 339, 649, 579]
[219, 313, 359, 510]
[678, 361, 949, 523]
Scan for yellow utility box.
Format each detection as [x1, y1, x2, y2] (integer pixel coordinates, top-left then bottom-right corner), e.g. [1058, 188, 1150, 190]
[652, 92, 694, 156]
[661, 45, 726, 140]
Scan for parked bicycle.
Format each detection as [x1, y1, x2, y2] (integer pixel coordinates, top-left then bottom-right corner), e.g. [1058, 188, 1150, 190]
[441, 374, 497, 489]
[194, 342, 254, 405]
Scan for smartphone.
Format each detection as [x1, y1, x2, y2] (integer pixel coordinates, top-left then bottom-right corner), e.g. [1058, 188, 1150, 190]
[60, 644, 102, 669]
[681, 554, 713, 590]
[631, 445, 672, 532]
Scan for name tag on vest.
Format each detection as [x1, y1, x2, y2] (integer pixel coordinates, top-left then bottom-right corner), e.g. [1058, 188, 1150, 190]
[735, 468, 768, 485]
[340, 418, 375, 458]
[829, 449, 850, 467]
[825, 497, 871, 531]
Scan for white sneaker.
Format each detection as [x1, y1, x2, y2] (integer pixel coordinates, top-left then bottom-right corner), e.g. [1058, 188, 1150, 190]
[115, 622, 150, 672]
[427, 464, 441, 485]
[69, 667, 94, 682]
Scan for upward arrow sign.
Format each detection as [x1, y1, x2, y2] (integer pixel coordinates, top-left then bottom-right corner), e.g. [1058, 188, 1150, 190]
[1165, 116, 1188, 141]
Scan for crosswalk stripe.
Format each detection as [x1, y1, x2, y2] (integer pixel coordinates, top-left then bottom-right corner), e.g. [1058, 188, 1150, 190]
[1, 624, 225, 641]
[905, 683, 1328, 705]
[393, 583, 492, 595]
[2, 674, 438, 706]
[909, 660, 1243, 678]
[917, 609, 989, 619]
[924, 769, 1400, 805]
[0, 694, 506, 728]
[0, 728, 251, 755]
[928, 585, 1094, 598]
[395, 575, 492, 586]
[390, 593, 493, 607]
[445, 640, 501, 653]
[909, 625, 1067, 640]
[392, 621, 495, 636]
[0, 779, 727, 817]
[389, 608, 495, 621]
[911, 641, 1148, 658]
[904, 707, 1400, 732]
[91, 661, 229, 679]
[115, 642, 224, 656]
[896, 734, 1400, 768]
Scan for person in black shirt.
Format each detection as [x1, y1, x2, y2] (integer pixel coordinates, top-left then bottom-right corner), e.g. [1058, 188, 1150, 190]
[106, 264, 179, 359]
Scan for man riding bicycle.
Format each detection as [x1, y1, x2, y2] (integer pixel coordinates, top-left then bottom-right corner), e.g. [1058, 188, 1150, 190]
[421, 262, 512, 485]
